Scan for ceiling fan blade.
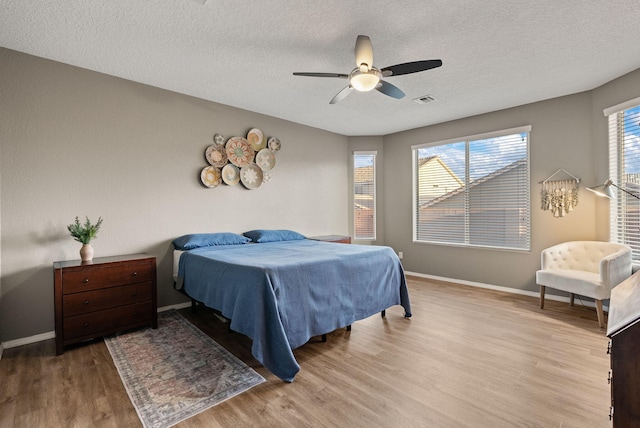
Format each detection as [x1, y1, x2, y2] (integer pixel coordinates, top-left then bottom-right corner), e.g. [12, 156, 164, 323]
[293, 72, 349, 79]
[355, 35, 373, 70]
[376, 80, 405, 99]
[330, 85, 353, 104]
[381, 60, 443, 77]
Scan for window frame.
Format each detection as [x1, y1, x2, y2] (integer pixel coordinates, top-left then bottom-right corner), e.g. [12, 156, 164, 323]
[411, 125, 531, 251]
[605, 97, 640, 262]
[353, 151, 377, 241]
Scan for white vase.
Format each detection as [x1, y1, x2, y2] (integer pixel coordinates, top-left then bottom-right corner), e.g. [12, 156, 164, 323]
[80, 243, 94, 262]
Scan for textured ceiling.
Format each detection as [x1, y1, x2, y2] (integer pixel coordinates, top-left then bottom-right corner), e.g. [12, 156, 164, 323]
[2, 0, 640, 136]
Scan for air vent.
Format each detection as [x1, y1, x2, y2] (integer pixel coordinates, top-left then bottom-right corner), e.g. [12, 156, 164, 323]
[413, 94, 437, 104]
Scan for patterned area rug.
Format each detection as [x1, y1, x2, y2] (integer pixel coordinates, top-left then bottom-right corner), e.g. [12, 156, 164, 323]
[105, 310, 265, 428]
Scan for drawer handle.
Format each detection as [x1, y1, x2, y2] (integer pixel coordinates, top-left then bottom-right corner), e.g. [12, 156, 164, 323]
[83, 322, 89, 328]
[131, 272, 138, 277]
[132, 291, 137, 297]
[82, 278, 89, 283]
[83, 300, 89, 305]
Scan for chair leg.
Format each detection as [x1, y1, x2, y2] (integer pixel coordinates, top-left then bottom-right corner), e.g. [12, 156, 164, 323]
[539, 286, 545, 309]
[595, 300, 605, 329]
[570, 293, 575, 306]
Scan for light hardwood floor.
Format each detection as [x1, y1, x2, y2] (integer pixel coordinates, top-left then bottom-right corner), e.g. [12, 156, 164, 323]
[0, 277, 613, 427]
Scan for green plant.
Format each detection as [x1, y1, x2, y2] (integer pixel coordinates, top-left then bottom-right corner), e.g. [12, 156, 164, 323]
[67, 216, 103, 244]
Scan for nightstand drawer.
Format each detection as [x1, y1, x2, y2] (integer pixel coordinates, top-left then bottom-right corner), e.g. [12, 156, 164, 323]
[63, 301, 153, 341]
[63, 282, 153, 317]
[62, 260, 154, 294]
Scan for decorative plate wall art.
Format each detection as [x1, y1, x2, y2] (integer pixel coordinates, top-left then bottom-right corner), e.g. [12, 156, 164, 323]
[225, 137, 255, 168]
[200, 166, 222, 188]
[247, 128, 266, 151]
[205, 144, 227, 168]
[221, 164, 240, 185]
[267, 137, 281, 152]
[198, 128, 282, 190]
[256, 148, 276, 171]
[240, 163, 264, 189]
[213, 134, 225, 145]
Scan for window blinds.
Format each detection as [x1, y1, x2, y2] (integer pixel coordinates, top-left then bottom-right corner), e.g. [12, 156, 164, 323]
[354, 152, 376, 240]
[413, 127, 530, 250]
[608, 104, 640, 261]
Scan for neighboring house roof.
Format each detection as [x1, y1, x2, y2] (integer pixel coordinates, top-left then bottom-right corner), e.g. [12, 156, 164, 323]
[421, 158, 527, 208]
[418, 155, 437, 167]
[418, 156, 464, 187]
[354, 165, 374, 183]
[354, 202, 372, 210]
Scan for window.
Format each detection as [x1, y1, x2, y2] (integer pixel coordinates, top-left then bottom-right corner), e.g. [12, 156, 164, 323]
[412, 126, 531, 250]
[606, 98, 640, 261]
[354, 151, 376, 240]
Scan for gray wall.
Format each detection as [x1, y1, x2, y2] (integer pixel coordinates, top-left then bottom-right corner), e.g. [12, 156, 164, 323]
[382, 69, 640, 292]
[0, 48, 349, 342]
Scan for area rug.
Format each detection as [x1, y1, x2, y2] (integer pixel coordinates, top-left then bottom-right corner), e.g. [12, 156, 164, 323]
[105, 310, 265, 428]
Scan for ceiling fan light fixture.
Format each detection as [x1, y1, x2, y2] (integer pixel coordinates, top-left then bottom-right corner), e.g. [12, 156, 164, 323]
[350, 68, 381, 92]
[292, 35, 442, 104]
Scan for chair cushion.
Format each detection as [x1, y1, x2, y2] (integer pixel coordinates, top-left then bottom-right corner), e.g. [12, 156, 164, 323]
[536, 269, 608, 300]
[541, 241, 625, 273]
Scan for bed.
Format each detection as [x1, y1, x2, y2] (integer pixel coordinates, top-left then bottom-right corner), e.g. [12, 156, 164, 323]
[173, 230, 411, 382]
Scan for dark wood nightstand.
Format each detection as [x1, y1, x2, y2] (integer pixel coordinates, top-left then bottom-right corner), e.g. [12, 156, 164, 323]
[53, 254, 157, 355]
[308, 235, 352, 244]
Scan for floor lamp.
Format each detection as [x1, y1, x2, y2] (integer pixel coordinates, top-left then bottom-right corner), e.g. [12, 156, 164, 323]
[587, 179, 640, 200]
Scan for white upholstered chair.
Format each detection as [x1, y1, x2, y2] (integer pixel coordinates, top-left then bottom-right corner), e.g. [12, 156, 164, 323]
[536, 241, 632, 328]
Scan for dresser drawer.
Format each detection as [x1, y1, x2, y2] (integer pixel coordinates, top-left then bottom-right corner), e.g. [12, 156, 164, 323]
[62, 259, 154, 294]
[63, 282, 153, 317]
[63, 301, 153, 341]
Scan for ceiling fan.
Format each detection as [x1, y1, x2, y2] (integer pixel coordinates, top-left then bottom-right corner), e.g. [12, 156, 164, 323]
[293, 35, 442, 104]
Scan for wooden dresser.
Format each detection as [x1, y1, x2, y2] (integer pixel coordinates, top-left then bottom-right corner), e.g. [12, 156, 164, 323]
[606, 270, 640, 426]
[54, 254, 157, 355]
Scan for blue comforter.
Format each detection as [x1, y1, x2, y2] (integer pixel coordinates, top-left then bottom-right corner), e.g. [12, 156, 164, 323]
[177, 239, 411, 382]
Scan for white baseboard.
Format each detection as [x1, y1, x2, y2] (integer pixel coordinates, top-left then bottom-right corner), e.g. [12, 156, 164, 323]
[405, 271, 605, 309]
[1, 331, 56, 351]
[0, 302, 193, 355]
[157, 302, 191, 312]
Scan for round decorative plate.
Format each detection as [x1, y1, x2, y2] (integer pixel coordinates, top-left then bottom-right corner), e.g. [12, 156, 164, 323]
[240, 163, 263, 189]
[255, 148, 276, 171]
[205, 144, 227, 167]
[247, 128, 266, 151]
[225, 137, 255, 168]
[213, 134, 225, 145]
[267, 137, 281, 152]
[200, 166, 222, 188]
[221, 164, 240, 185]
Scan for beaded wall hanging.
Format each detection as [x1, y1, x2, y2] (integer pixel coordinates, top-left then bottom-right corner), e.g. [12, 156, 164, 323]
[540, 169, 580, 217]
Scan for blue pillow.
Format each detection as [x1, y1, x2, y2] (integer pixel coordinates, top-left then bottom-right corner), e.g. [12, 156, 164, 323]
[173, 233, 251, 250]
[243, 229, 306, 243]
